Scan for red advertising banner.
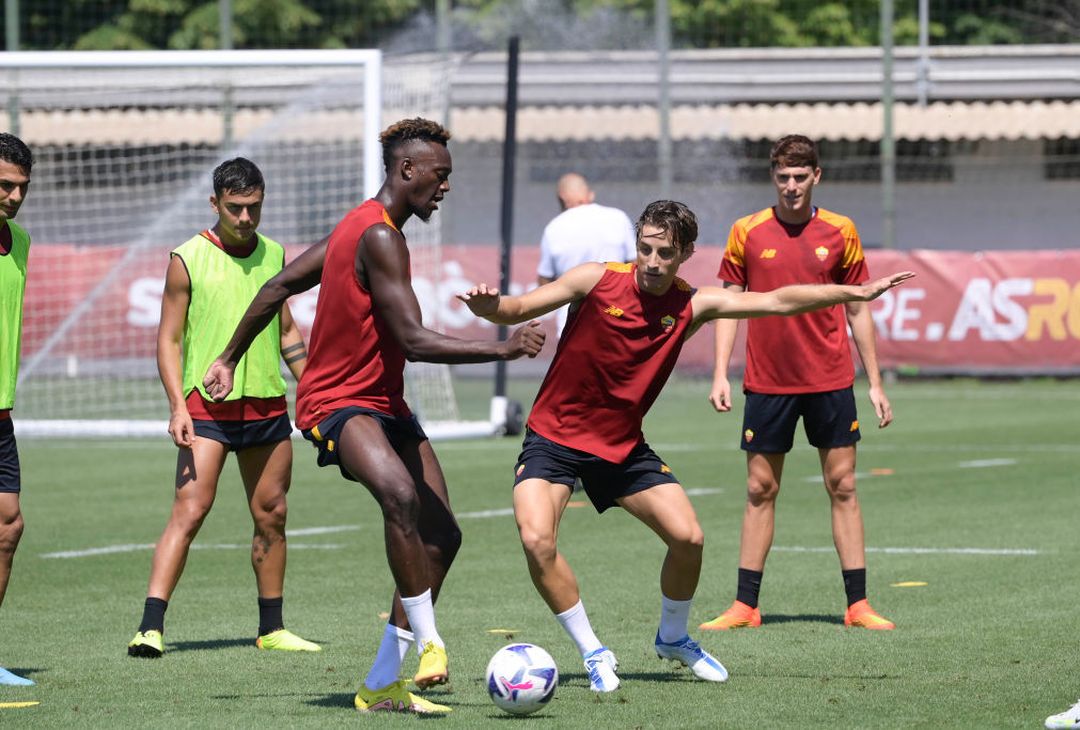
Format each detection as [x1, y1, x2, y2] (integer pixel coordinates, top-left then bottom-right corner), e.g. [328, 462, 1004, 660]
[865, 250, 1080, 374]
[20, 244, 1080, 375]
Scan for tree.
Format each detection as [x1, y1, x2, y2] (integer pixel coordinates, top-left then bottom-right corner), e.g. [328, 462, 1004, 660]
[13, 0, 1076, 51]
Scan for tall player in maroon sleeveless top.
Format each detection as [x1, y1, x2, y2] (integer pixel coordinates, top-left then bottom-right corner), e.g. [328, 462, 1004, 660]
[203, 118, 545, 715]
[701, 135, 898, 634]
[460, 200, 912, 693]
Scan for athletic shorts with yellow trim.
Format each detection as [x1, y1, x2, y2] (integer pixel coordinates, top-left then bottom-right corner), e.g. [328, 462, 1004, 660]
[301, 406, 427, 482]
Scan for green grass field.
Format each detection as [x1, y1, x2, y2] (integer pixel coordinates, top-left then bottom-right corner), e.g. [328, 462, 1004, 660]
[3, 376, 1078, 728]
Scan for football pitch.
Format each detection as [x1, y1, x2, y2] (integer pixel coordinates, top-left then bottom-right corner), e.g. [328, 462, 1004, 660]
[2, 376, 1078, 728]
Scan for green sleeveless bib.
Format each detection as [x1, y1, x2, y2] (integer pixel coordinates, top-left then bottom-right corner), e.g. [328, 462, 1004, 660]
[0, 221, 30, 410]
[172, 232, 286, 402]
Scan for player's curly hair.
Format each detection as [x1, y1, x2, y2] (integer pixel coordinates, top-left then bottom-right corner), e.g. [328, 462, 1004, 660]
[0, 133, 33, 174]
[636, 200, 697, 257]
[770, 134, 819, 169]
[379, 117, 452, 172]
[212, 157, 264, 197]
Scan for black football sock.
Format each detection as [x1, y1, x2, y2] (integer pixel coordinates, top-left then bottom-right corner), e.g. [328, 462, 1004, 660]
[735, 568, 763, 609]
[258, 596, 284, 636]
[842, 568, 867, 607]
[138, 597, 168, 634]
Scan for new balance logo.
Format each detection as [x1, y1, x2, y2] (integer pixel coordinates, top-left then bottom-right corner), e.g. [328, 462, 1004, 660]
[760, 249, 777, 259]
[603, 305, 625, 317]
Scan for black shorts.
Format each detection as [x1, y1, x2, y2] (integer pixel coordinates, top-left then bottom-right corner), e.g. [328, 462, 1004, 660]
[0, 418, 20, 493]
[192, 413, 293, 452]
[301, 406, 428, 483]
[740, 387, 861, 453]
[513, 429, 679, 513]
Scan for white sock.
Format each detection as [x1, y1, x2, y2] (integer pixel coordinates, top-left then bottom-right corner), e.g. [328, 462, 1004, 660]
[555, 600, 603, 657]
[658, 595, 692, 644]
[400, 589, 443, 652]
[364, 623, 415, 691]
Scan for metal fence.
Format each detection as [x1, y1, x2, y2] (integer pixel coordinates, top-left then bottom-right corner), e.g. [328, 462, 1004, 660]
[3, 1, 1077, 252]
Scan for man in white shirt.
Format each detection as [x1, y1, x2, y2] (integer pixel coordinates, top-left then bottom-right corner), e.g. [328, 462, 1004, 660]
[538, 173, 636, 334]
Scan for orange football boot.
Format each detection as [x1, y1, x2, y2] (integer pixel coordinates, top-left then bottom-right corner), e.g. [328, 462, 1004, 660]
[698, 600, 762, 631]
[844, 599, 895, 630]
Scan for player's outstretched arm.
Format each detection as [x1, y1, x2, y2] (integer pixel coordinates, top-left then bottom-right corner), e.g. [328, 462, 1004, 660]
[364, 225, 545, 363]
[457, 262, 606, 325]
[204, 236, 328, 401]
[691, 271, 915, 324]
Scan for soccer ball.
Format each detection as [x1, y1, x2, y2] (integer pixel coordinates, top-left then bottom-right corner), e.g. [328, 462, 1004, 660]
[485, 643, 559, 716]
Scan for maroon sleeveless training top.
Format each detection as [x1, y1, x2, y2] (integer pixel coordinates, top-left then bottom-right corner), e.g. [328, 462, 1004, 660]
[295, 200, 410, 429]
[527, 263, 695, 463]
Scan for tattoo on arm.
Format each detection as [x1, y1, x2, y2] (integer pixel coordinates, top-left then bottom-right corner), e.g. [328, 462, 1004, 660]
[283, 351, 307, 365]
[282, 342, 307, 364]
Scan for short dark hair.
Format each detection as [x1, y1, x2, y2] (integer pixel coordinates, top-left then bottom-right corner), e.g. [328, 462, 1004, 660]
[212, 157, 264, 197]
[379, 117, 451, 172]
[636, 200, 698, 256]
[0, 133, 33, 174]
[770, 134, 819, 170]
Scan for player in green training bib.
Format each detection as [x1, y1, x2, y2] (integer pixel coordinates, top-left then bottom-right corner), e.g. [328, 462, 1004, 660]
[0, 133, 35, 686]
[127, 158, 319, 658]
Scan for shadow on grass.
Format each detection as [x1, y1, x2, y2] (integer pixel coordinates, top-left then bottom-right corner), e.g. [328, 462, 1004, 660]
[1, 667, 44, 681]
[305, 692, 459, 718]
[761, 613, 844, 626]
[305, 693, 354, 709]
[561, 670, 692, 685]
[167, 638, 257, 652]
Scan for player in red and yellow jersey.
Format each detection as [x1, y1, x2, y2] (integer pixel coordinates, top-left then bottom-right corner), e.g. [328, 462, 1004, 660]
[460, 200, 912, 692]
[0, 133, 35, 686]
[203, 118, 545, 715]
[701, 135, 897, 633]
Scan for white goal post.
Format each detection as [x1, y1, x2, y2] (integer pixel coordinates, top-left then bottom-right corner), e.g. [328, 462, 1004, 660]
[1, 49, 496, 440]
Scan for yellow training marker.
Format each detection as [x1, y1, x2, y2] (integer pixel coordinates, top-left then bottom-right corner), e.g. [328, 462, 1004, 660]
[0, 701, 40, 709]
[891, 581, 928, 587]
[870, 468, 895, 476]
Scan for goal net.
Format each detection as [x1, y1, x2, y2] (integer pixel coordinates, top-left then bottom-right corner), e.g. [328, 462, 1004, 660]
[1, 49, 493, 439]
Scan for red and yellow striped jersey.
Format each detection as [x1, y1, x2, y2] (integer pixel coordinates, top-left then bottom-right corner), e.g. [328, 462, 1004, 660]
[719, 207, 868, 394]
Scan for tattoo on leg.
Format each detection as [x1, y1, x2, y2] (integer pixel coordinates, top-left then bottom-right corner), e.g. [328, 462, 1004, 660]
[252, 534, 275, 565]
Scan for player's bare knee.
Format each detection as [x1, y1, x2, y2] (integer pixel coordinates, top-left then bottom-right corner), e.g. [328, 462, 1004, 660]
[683, 525, 705, 552]
[666, 522, 704, 556]
[518, 526, 557, 564]
[0, 512, 24, 554]
[253, 499, 287, 535]
[173, 500, 213, 534]
[745, 477, 779, 506]
[826, 472, 857, 502]
[375, 481, 422, 530]
[425, 525, 462, 566]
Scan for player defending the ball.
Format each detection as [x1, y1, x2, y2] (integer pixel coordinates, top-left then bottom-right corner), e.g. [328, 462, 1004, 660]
[459, 200, 913, 692]
[203, 118, 545, 715]
[700, 135, 897, 633]
[128, 158, 319, 658]
[0, 133, 36, 686]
